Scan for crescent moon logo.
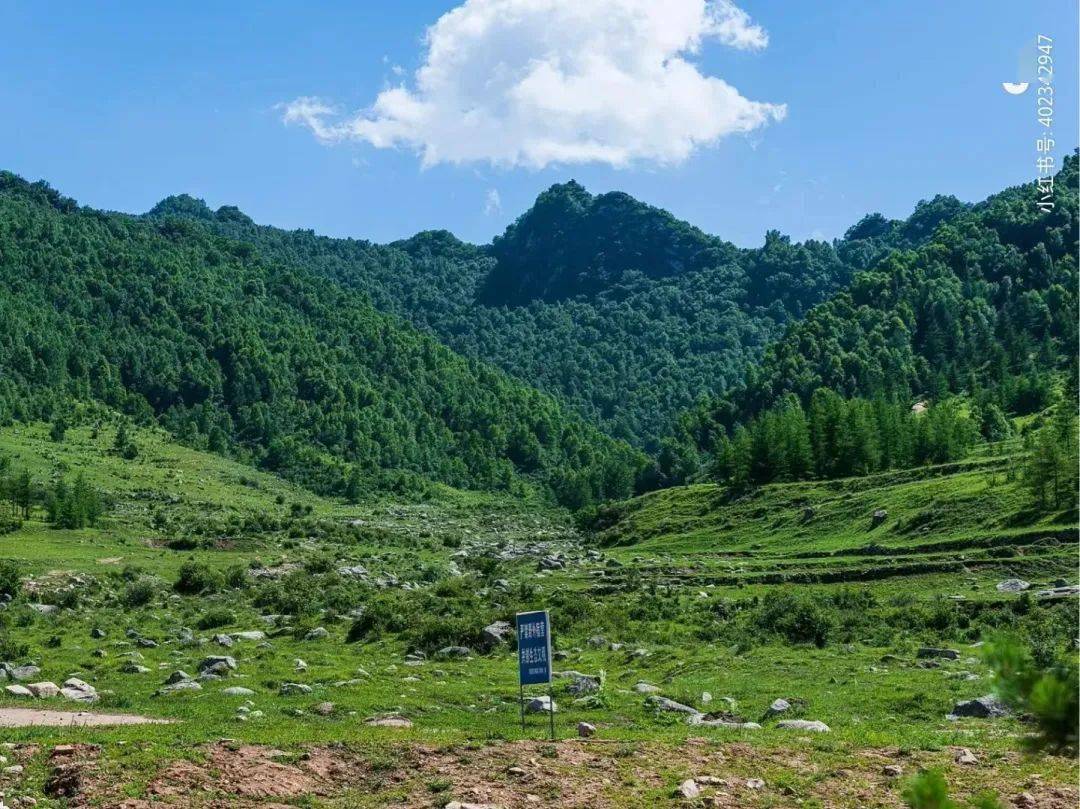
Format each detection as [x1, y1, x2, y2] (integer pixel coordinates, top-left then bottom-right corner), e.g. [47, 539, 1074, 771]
[1002, 81, 1029, 95]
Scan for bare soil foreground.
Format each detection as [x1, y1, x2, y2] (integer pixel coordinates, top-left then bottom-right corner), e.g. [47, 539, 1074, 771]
[0, 708, 170, 728]
[3, 739, 1074, 808]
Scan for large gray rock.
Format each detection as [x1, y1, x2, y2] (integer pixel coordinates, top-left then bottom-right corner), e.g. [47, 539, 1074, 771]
[526, 696, 557, 713]
[645, 696, 699, 715]
[777, 719, 830, 732]
[633, 681, 660, 694]
[9, 665, 41, 681]
[198, 656, 237, 675]
[26, 681, 60, 698]
[165, 670, 193, 685]
[222, 686, 255, 697]
[232, 630, 266, 642]
[567, 675, 601, 695]
[996, 579, 1030, 593]
[916, 647, 959, 660]
[950, 694, 1009, 718]
[156, 680, 201, 695]
[436, 646, 472, 659]
[213, 634, 234, 648]
[765, 698, 791, 717]
[480, 621, 512, 650]
[279, 682, 312, 696]
[4, 684, 32, 698]
[304, 627, 329, 641]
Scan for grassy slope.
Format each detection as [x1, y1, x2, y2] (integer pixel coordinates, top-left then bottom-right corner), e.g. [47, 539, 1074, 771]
[0, 424, 1075, 806]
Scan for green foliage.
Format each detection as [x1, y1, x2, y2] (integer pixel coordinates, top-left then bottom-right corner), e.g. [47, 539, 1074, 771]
[902, 770, 1003, 809]
[196, 606, 235, 629]
[46, 473, 104, 529]
[0, 171, 643, 508]
[0, 558, 20, 599]
[711, 393, 979, 486]
[1023, 398, 1079, 512]
[750, 591, 837, 647]
[174, 559, 223, 595]
[121, 576, 157, 608]
[983, 634, 1079, 754]
[681, 156, 1078, 484]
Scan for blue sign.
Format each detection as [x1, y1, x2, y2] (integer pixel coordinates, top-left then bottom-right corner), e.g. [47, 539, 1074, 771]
[516, 610, 551, 685]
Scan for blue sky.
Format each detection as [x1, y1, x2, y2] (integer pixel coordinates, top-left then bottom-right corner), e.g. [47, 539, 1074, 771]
[1, 1, 1076, 247]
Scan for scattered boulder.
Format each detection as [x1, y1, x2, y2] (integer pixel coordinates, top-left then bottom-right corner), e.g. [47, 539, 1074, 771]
[436, 646, 472, 659]
[198, 656, 237, 676]
[26, 682, 61, 698]
[279, 683, 312, 696]
[883, 765, 903, 778]
[28, 604, 59, 616]
[4, 684, 32, 698]
[996, 579, 1030, 593]
[156, 680, 201, 695]
[676, 779, 700, 799]
[213, 634, 234, 648]
[121, 663, 150, 674]
[567, 675, 601, 695]
[746, 778, 765, 790]
[525, 696, 557, 713]
[60, 678, 98, 703]
[365, 715, 412, 728]
[9, 665, 41, 682]
[633, 682, 660, 694]
[765, 698, 791, 717]
[313, 702, 335, 716]
[645, 696, 699, 715]
[954, 748, 978, 765]
[221, 687, 255, 697]
[777, 719, 830, 732]
[917, 647, 959, 660]
[871, 509, 888, 527]
[950, 695, 1009, 719]
[480, 621, 512, 650]
[90, 628, 106, 639]
[304, 627, 329, 641]
[577, 721, 596, 738]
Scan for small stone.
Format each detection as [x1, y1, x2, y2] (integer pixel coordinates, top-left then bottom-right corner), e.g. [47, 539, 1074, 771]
[304, 627, 329, 641]
[4, 764, 24, 775]
[996, 579, 1030, 593]
[279, 682, 312, 696]
[765, 698, 791, 716]
[633, 682, 660, 694]
[677, 779, 700, 799]
[917, 647, 960, 660]
[645, 696, 698, 715]
[4, 685, 32, 698]
[776, 719, 830, 732]
[577, 721, 596, 738]
[525, 696, 556, 713]
[366, 715, 412, 728]
[1014, 792, 1036, 808]
[90, 628, 107, 639]
[746, 778, 765, 790]
[222, 687, 255, 697]
[951, 695, 1009, 718]
[313, 702, 334, 716]
[882, 765, 903, 777]
[954, 748, 978, 765]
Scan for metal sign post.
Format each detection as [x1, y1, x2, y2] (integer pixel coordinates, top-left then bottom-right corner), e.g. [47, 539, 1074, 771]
[516, 609, 554, 740]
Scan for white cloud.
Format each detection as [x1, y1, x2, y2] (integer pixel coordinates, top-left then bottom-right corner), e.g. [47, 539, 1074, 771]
[282, 0, 785, 169]
[484, 188, 502, 215]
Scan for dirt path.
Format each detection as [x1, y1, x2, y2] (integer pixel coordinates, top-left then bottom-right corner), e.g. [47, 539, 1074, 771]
[0, 707, 170, 727]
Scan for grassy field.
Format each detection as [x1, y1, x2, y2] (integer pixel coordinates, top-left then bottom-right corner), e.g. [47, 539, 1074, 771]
[0, 421, 1075, 807]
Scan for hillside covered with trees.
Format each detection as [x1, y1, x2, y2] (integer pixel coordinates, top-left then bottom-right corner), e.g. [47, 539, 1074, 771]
[662, 156, 1079, 491]
[0, 172, 644, 506]
[145, 180, 965, 448]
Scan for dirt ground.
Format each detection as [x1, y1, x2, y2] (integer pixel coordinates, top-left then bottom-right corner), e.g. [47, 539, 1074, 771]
[3, 739, 1074, 808]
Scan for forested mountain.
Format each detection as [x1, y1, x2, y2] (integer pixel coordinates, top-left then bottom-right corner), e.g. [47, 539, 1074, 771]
[664, 155, 1079, 487]
[146, 180, 963, 448]
[0, 172, 644, 506]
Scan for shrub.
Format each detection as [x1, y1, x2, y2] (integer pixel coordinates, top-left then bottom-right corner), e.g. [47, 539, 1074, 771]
[901, 769, 1003, 809]
[196, 606, 235, 630]
[174, 559, 223, 595]
[0, 559, 21, 599]
[983, 634, 1079, 754]
[122, 577, 157, 608]
[754, 591, 836, 647]
[223, 564, 249, 589]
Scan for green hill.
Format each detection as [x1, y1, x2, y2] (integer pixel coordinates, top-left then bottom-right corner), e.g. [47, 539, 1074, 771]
[144, 180, 960, 449]
[0, 172, 642, 506]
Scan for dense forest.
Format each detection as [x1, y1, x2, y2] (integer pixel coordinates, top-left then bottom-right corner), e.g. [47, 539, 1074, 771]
[0, 172, 644, 507]
[664, 155, 1079, 488]
[146, 180, 965, 448]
